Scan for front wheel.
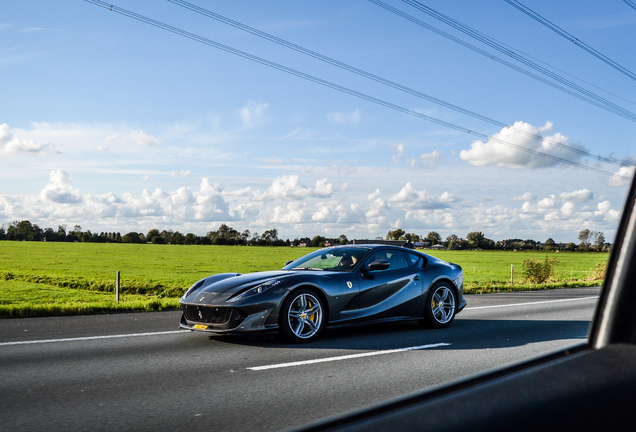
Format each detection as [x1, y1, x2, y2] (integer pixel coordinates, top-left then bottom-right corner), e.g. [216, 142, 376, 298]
[420, 282, 457, 328]
[279, 289, 326, 343]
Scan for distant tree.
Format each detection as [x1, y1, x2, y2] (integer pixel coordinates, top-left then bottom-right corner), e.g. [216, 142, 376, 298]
[312, 235, 326, 247]
[445, 234, 461, 250]
[338, 234, 348, 245]
[425, 231, 442, 246]
[0, 226, 6, 241]
[146, 229, 161, 243]
[578, 229, 591, 250]
[122, 232, 142, 243]
[564, 242, 577, 251]
[56, 225, 67, 241]
[14, 220, 35, 241]
[249, 232, 260, 245]
[466, 231, 485, 249]
[545, 238, 556, 251]
[73, 225, 82, 234]
[386, 229, 405, 241]
[481, 238, 496, 250]
[595, 232, 606, 251]
[169, 231, 185, 245]
[403, 233, 420, 242]
[184, 233, 197, 245]
[261, 229, 279, 244]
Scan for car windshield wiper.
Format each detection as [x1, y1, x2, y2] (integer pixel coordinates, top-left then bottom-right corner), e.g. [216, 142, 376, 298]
[293, 267, 325, 271]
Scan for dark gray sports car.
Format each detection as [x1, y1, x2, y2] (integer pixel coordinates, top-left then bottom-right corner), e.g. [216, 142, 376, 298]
[179, 244, 465, 343]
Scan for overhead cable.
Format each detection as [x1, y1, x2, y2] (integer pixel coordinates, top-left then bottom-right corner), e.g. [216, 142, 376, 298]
[367, 0, 636, 122]
[505, 0, 636, 82]
[167, 0, 627, 168]
[83, 0, 631, 180]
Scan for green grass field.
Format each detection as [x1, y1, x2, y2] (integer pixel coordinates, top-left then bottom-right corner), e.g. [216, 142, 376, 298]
[0, 242, 608, 317]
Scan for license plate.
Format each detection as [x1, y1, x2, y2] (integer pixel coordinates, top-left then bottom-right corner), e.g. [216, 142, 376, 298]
[193, 324, 208, 330]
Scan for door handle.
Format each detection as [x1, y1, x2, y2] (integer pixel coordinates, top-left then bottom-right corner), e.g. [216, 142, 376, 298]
[413, 275, 420, 281]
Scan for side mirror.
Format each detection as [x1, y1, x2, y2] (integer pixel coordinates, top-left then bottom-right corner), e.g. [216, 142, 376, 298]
[367, 260, 390, 271]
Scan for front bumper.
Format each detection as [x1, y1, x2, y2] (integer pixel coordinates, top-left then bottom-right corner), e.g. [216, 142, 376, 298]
[179, 304, 279, 334]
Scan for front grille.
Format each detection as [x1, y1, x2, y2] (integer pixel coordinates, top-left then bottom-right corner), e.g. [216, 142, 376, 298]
[183, 305, 232, 325]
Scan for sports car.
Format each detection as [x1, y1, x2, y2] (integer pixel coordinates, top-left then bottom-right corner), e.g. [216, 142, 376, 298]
[179, 244, 466, 343]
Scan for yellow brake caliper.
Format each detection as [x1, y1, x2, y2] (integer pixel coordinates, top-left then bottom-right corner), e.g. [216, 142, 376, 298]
[308, 300, 315, 322]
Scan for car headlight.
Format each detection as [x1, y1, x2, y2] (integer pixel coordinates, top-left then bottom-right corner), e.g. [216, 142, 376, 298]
[228, 280, 281, 302]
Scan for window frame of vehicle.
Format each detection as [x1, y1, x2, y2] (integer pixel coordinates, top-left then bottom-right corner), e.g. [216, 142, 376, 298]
[297, 174, 636, 432]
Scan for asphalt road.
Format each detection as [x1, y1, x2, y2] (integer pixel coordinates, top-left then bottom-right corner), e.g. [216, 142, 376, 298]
[0, 287, 599, 431]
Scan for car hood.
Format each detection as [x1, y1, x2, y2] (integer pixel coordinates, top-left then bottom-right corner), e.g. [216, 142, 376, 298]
[180, 269, 344, 305]
[202, 270, 291, 294]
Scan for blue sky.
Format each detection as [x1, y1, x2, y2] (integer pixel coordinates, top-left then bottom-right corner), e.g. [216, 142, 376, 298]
[2, 0, 635, 242]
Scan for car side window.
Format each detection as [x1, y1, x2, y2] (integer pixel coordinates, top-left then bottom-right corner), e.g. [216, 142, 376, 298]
[366, 250, 409, 271]
[366, 251, 390, 271]
[404, 252, 422, 267]
[386, 251, 408, 270]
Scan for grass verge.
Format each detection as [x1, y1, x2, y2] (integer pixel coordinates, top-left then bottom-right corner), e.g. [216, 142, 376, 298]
[0, 280, 179, 318]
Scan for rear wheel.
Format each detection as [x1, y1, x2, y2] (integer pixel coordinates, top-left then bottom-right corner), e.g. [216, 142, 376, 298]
[420, 282, 457, 328]
[279, 289, 326, 343]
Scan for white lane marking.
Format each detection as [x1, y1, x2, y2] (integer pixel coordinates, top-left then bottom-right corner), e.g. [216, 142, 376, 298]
[465, 296, 598, 310]
[0, 330, 186, 347]
[247, 342, 451, 371]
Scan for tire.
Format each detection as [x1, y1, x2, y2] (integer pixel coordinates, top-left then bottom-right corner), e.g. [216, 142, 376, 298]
[279, 289, 326, 343]
[420, 282, 457, 328]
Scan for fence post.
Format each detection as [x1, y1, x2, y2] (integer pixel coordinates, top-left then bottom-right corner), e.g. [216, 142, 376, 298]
[510, 264, 514, 285]
[116, 271, 120, 302]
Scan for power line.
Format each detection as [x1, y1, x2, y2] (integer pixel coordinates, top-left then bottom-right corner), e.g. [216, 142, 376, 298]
[505, 0, 636, 82]
[367, 0, 636, 122]
[83, 0, 631, 180]
[399, 0, 636, 119]
[168, 0, 628, 169]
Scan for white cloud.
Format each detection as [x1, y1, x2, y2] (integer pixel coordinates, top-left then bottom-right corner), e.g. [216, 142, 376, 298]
[391, 142, 405, 163]
[266, 175, 333, 200]
[561, 202, 575, 217]
[438, 192, 460, 203]
[365, 198, 390, 225]
[596, 200, 621, 221]
[388, 182, 449, 210]
[609, 166, 635, 187]
[419, 150, 444, 167]
[560, 189, 593, 202]
[271, 202, 306, 224]
[312, 204, 335, 222]
[326, 108, 361, 125]
[0, 123, 48, 154]
[368, 189, 381, 201]
[459, 121, 587, 169]
[125, 130, 159, 147]
[512, 192, 536, 201]
[193, 179, 229, 221]
[40, 170, 82, 204]
[170, 170, 193, 178]
[537, 194, 559, 209]
[240, 101, 269, 124]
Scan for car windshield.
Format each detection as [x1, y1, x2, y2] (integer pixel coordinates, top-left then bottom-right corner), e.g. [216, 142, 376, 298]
[284, 247, 369, 271]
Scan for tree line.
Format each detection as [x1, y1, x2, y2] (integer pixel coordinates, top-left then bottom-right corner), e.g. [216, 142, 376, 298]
[0, 220, 608, 251]
[385, 228, 609, 252]
[0, 221, 347, 247]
